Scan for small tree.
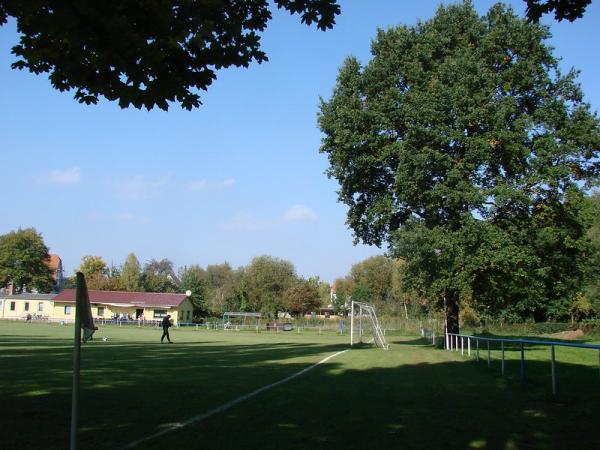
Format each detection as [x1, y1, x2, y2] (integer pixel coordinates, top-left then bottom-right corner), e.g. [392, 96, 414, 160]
[121, 253, 143, 291]
[142, 258, 178, 292]
[77, 256, 109, 290]
[180, 265, 207, 316]
[284, 281, 321, 317]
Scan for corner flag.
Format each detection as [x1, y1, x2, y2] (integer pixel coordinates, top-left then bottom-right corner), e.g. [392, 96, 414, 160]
[76, 272, 97, 342]
[70, 272, 97, 450]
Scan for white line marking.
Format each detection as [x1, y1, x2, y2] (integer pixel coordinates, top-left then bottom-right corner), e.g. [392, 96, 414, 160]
[125, 349, 349, 448]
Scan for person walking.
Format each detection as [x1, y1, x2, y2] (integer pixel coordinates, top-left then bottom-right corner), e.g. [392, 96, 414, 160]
[161, 314, 173, 343]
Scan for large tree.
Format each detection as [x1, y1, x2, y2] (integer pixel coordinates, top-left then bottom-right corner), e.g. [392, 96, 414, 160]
[0, 228, 54, 293]
[0, 0, 340, 110]
[318, 2, 599, 332]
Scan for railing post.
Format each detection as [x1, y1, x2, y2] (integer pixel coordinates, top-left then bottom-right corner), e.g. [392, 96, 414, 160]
[455, 335, 459, 352]
[551, 345, 556, 395]
[520, 341, 525, 383]
[487, 340, 491, 368]
[445, 332, 449, 350]
[501, 341, 505, 376]
[450, 334, 453, 351]
[476, 338, 480, 362]
[468, 337, 471, 357]
[461, 336, 464, 356]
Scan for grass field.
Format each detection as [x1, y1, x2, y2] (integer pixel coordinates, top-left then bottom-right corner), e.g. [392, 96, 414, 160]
[1, 322, 599, 450]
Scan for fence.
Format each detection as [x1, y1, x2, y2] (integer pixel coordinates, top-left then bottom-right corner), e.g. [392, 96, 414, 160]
[446, 332, 600, 395]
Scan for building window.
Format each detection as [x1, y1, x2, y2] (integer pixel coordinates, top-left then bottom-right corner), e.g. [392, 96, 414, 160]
[10, 301, 15, 311]
[24, 302, 30, 311]
[153, 309, 167, 318]
[65, 305, 72, 315]
[38, 302, 44, 312]
[97, 306, 104, 317]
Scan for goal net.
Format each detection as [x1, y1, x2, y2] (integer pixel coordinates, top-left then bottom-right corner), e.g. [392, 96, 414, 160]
[350, 301, 389, 350]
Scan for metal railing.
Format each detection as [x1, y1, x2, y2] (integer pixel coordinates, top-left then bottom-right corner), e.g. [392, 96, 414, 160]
[446, 332, 600, 394]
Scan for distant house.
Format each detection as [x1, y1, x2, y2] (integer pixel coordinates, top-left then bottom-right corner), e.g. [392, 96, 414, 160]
[0, 293, 57, 319]
[46, 254, 64, 292]
[53, 289, 194, 324]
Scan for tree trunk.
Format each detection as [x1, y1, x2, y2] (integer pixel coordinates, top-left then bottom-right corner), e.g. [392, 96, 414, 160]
[444, 290, 460, 335]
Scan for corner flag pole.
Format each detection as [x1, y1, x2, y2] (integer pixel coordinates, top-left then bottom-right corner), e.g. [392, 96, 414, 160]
[70, 272, 97, 450]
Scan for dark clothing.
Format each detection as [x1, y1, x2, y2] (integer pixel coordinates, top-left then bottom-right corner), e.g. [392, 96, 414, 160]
[161, 317, 172, 343]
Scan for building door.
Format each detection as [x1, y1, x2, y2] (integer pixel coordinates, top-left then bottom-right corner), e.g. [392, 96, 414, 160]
[136, 308, 144, 319]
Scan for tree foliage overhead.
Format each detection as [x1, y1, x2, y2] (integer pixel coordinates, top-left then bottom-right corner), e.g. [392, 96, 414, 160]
[524, 0, 592, 22]
[0, 0, 340, 110]
[318, 2, 600, 329]
[0, 228, 54, 293]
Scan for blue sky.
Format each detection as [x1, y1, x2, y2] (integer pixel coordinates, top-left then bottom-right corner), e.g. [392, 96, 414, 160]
[1, 1, 599, 283]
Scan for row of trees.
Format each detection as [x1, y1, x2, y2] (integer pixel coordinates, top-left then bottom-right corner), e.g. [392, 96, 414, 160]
[72, 252, 330, 319]
[2, 222, 600, 323]
[0, 229, 334, 318]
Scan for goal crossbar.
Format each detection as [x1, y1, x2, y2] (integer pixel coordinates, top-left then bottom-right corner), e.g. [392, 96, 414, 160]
[350, 301, 389, 350]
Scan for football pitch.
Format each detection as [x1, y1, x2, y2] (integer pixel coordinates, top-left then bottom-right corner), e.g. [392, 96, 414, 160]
[1, 322, 599, 450]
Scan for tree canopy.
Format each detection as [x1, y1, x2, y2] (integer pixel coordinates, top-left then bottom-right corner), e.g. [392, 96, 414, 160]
[0, 228, 54, 293]
[0, 0, 340, 110]
[318, 2, 600, 331]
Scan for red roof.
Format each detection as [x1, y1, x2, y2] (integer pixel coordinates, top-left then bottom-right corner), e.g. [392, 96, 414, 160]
[54, 289, 188, 307]
[46, 254, 62, 280]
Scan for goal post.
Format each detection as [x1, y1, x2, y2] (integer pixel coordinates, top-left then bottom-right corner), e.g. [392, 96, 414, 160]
[350, 301, 389, 350]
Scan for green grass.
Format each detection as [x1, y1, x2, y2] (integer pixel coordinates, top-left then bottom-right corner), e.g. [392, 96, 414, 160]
[1, 322, 599, 450]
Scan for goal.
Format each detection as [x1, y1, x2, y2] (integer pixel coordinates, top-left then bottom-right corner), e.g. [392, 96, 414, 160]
[350, 301, 389, 350]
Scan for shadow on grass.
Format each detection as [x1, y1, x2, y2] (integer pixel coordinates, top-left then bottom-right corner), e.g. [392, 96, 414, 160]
[1, 333, 598, 450]
[390, 337, 437, 346]
[148, 348, 600, 450]
[0, 334, 348, 450]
